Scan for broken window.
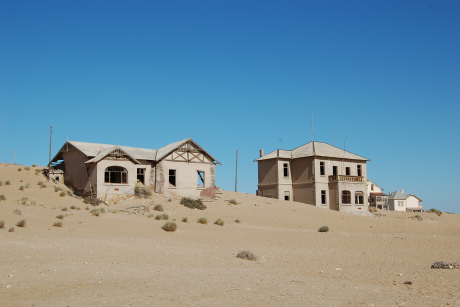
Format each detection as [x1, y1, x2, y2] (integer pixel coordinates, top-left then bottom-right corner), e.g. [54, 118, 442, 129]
[283, 163, 289, 177]
[104, 166, 127, 184]
[341, 190, 351, 204]
[357, 165, 362, 176]
[345, 167, 350, 176]
[333, 166, 337, 176]
[321, 190, 326, 204]
[284, 191, 290, 201]
[169, 169, 176, 187]
[355, 191, 364, 204]
[320, 161, 325, 176]
[197, 171, 204, 188]
[137, 168, 145, 184]
[371, 184, 374, 191]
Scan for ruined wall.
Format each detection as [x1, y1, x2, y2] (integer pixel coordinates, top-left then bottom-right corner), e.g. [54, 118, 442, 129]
[155, 161, 165, 193]
[62, 149, 92, 196]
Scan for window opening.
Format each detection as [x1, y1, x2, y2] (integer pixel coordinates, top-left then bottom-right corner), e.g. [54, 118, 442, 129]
[333, 166, 337, 176]
[137, 168, 145, 184]
[104, 166, 127, 184]
[197, 171, 204, 188]
[357, 165, 362, 176]
[355, 191, 364, 204]
[345, 167, 350, 176]
[342, 190, 351, 204]
[371, 184, 374, 191]
[283, 163, 289, 177]
[169, 169, 176, 187]
[321, 190, 326, 204]
[284, 191, 290, 201]
[320, 162, 325, 176]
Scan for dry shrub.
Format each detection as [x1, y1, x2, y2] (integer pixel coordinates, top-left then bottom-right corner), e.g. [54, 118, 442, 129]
[56, 214, 64, 220]
[29, 200, 37, 206]
[214, 218, 224, 226]
[154, 204, 164, 212]
[19, 185, 25, 191]
[182, 217, 188, 223]
[9, 227, 14, 232]
[197, 217, 208, 224]
[180, 197, 207, 210]
[16, 219, 26, 227]
[24, 166, 30, 171]
[134, 185, 152, 198]
[413, 215, 423, 221]
[167, 198, 172, 202]
[0, 195, 5, 201]
[20, 197, 28, 205]
[161, 213, 169, 220]
[32, 164, 37, 167]
[17, 168, 22, 171]
[235, 219, 241, 224]
[431, 261, 459, 269]
[318, 226, 330, 232]
[25, 183, 31, 189]
[368, 206, 378, 213]
[40, 184, 47, 189]
[154, 214, 161, 220]
[162, 221, 177, 232]
[70, 205, 77, 209]
[59, 191, 66, 197]
[0, 220, 5, 229]
[148, 213, 154, 218]
[53, 222, 63, 227]
[37, 181, 43, 186]
[5, 181, 11, 185]
[61, 207, 68, 211]
[228, 199, 238, 205]
[83, 196, 103, 206]
[236, 250, 258, 261]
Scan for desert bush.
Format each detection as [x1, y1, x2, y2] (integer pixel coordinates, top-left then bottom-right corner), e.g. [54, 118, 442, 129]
[182, 217, 188, 223]
[368, 206, 378, 213]
[228, 199, 238, 205]
[154, 204, 164, 212]
[18, 168, 22, 171]
[59, 191, 66, 197]
[436, 211, 443, 216]
[90, 208, 105, 216]
[53, 222, 63, 227]
[235, 219, 241, 224]
[19, 185, 25, 191]
[236, 250, 258, 261]
[83, 196, 103, 206]
[413, 215, 423, 221]
[154, 214, 162, 220]
[148, 213, 154, 218]
[427, 208, 438, 213]
[5, 181, 10, 185]
[318, 226, 330, 232]
[70, 205, 77, 209]
[197, 217, 208, 224]
[56, 214, 64, 220]
[20, 197, 28, 205]
[180, 197, 207, 210]
[24, 166, 30, 171]
[162, 221, 177, 232]
[29, 200, 36, 206]
[61, 207, 68, 211]
[16, 219, 26, 227]
[40, 184, 47, 188]
[431, 261, 459, 269]
[9, 227, 14, 232]
[167, 198, 172, 202]
[32, 164, 37, 167]
[25, 183, 30, 189]
[214, 218, 224, 226]
[0, 220, 5, 229]
[134, 185, 152, 198]
[161, 213, 169, 220]
[0, 195, 5, 201]
[37, 181, 43, 185]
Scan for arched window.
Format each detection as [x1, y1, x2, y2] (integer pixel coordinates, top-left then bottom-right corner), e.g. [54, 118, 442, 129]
[342, 190, 351, 204]
[105, 166, 127, 184]
[355, 191, 364, 204]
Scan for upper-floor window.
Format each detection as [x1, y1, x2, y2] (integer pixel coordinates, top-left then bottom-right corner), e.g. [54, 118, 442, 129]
[371, 184, 374, 191]
[283, 163, 289, 177]
[357, 165, 362, 176]
[104, 166, 127, 184]
[333, 166, 338, 176]
[346, 167, 350, 176]
[342, 190, 351, 204]
[320, 162, 325, 176]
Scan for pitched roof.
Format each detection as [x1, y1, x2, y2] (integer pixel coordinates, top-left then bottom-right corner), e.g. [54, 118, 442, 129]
[387, 191, 411, 200]
[255, 141, 369, 161]
[85, 145, 141, 164]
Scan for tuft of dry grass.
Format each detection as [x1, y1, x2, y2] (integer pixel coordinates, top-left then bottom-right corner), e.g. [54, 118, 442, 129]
[56, 214, 64, 220]
[167, 198, 172, 202]
[214, 218, 224, 226]
[162, 221, 177, 232]
[25, 183, 30, 189]
[197, 217, 208, 225]
[9, 227, 14, 232]
[59, 191, 66, 197]
[19, 185, 25, 191]
[236, 250, 258, 261]
[16, 219, 26, 227]
[154, 214, 161, 220]
[5, 181, 11, 185]
[0, 220, 5, 229]
[154, 204, 164, 211]
[0, 195, 6, 201]
[20, 197, 28, 205]
[61, 207, 68, 211]
[70, 205, 77, 210]
[318, 226, 330, 232]
[148, 213, 154, 218]
[161, 213, 169, 220]
[24, 166, 30, 171]
[53, 222, 63, 227]
[17, 168, 22, 171]
[37, 181, 44, 185]
[228, 199, 238, 205]
[90, 207, 105, 216]
[235, 219, 241, 224]
[182, 217, 188, 223]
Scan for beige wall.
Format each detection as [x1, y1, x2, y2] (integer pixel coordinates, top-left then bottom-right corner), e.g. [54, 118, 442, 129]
[62, 149, 93, 195]
[406, 195, 422, 209]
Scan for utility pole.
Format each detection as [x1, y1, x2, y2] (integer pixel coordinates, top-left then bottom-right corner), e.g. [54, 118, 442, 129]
[235, 149, 238, 192]
[14, 149, 17, 164]
[311, 114, 314, 142]
[49, 126, 53, 164]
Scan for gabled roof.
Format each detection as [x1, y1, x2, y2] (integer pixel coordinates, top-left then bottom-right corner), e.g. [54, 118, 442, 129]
[49, 138, 221, 165]
[255, 141, 369, 161]
[367, 179, 384, 191]
[387, 191, 411, 200]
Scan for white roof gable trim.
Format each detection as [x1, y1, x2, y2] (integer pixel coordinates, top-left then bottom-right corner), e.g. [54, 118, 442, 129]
[85, 146, 140, 164]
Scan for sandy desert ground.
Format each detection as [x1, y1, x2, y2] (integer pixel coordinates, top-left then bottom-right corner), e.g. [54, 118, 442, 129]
[0, 163, 459, 306]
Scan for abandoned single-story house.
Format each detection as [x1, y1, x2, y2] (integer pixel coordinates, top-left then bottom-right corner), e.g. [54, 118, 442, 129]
[49, 138, 221, 199]
[367, 179, 388, 210]
[255, 141, 370, 213]
[387, 190, 423, 212]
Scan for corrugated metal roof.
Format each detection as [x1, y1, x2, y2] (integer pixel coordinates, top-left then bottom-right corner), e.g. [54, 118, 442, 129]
[387, 191, 411, 200]
[255, 141, 369, 161]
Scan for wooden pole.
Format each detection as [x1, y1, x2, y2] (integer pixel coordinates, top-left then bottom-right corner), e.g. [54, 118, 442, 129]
[49, 125, 53, 165]
[235, 149, 238, 192]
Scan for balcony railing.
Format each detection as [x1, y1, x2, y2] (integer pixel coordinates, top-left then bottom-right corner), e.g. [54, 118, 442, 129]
[329, 175, 364, 183]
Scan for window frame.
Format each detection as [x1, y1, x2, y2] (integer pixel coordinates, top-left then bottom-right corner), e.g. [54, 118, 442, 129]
[345, 167, 350, 176]
[197, 170, 205, 188]
[333, 166, 338, 176]
[104, 166, 128, 184]
[357, 165, 362, 176]
[283, 163, 289, 178]
[321, 190, 326, 204]
[342, 190, 351, 204]
[355, 191, 364, 204]
[320, 161, 325, 176]
[284, 191, 290, 201]
[169, 169, 176, 187]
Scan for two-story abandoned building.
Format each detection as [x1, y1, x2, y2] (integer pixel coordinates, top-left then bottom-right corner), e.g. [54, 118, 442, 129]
[255, 141, 369, 212]
[49, 138, 221, 199]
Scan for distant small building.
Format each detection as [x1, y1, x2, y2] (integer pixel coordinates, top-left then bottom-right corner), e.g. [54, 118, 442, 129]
[255, 141, 369, 213]
[387, 189, 423, 212]
[367, 179, 388, 210]
[49, 138, 221, 199]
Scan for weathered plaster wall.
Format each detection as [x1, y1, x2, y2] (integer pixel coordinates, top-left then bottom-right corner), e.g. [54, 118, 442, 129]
[62, 149, 92, 195]
[257, 159, 279, 199]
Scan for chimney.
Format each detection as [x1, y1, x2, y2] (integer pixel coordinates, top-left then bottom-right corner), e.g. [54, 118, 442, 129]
[260, 149, 264, 157]
[401, 189, 404, 193]
[277, 149, 279, 157]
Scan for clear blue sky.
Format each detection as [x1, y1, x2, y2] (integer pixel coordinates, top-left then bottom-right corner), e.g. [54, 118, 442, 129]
[1, 1, 459, 213]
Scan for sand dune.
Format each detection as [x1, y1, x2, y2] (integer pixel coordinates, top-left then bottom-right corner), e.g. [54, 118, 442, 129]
[0, 162, 459, 306]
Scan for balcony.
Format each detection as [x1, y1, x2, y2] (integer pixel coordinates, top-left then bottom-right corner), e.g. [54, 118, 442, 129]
[329, 175, 364, 183]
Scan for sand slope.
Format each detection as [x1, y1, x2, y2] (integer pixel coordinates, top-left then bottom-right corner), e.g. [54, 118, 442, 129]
[0, 163, 459, 306]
